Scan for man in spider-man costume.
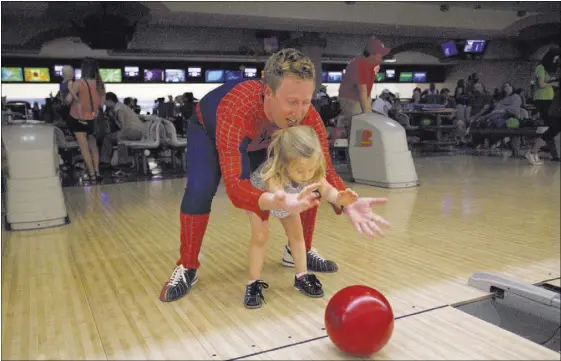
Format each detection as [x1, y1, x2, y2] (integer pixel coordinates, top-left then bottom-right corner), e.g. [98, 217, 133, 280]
[160, 49, 390, 302]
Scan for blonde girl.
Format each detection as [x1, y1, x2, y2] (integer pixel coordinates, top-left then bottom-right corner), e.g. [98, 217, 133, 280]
[244, 125, 358, 309]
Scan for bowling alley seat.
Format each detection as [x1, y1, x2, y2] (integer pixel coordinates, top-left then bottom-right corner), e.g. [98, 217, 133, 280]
[119, 118, 162, 175]
[53, 127, 79, 170]
[327, 126, 349, 165]
[160, 119, 187, 170]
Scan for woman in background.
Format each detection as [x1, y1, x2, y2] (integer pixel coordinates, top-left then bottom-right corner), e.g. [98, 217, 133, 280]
[533, 47, 559, 123]
[67, 58, 105, 181]
[527, 49, 560, 165]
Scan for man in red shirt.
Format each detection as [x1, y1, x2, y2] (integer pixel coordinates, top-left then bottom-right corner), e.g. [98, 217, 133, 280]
[338, 37, 391, 181]
[339, 37, 391, 118]
[160, 48, 391, 303]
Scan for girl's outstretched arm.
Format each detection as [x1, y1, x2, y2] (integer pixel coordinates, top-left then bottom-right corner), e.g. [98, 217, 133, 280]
[318, 178, 358, 209]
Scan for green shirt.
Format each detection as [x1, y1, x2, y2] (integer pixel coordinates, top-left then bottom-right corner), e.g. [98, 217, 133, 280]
[534, 64, 554, 100]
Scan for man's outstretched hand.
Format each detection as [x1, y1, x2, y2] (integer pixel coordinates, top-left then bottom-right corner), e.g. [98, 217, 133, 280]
[275, 183, 321, 214]
[344, 197, 391, 237]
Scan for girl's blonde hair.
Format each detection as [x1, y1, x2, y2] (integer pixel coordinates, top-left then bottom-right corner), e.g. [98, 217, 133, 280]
[62, 65, 74, 80]
[260, 126, 326, 187]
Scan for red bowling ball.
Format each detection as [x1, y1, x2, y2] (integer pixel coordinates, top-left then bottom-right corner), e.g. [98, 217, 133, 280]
[324, 285, 394, 356]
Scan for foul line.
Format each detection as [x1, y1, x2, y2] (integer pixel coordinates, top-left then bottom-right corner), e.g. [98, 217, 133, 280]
[226, 304, 449, 361]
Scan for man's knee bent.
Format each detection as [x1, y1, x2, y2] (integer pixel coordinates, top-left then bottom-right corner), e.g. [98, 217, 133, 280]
[180, 181, 219, 214]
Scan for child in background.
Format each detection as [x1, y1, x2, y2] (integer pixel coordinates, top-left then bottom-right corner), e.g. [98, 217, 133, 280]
[245, 125, 358, 309]
[59, 66, 79, 105]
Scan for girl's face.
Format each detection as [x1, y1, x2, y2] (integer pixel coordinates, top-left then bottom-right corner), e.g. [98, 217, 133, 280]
[503, 83, 513, 95]
[286, 155, 321, 183]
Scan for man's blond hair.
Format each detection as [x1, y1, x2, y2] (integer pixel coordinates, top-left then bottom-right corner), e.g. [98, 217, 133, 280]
[263, 48, 315, 92]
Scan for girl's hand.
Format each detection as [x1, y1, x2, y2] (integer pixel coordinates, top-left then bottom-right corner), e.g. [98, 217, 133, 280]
[344, 197, 391, 237]
[336, 189, 358, 208]
[274, 183, 322, 214]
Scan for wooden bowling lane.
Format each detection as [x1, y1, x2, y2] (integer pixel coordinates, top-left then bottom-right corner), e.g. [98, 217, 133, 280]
[1, 156, 559, 360]
[238, 306, 561, 360]
[1, 228, 106, 360]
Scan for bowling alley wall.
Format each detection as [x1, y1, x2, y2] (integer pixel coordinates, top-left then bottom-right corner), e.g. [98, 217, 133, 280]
[2, 55, 451, 114]
[1, 37, 546, 114]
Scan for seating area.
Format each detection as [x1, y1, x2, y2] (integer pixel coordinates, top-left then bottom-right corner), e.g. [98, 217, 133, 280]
[50, 114, 187, 183]
[321, 76, 560, 162]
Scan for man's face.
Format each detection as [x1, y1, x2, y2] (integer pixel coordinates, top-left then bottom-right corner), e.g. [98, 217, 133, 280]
[367, 54, 383, 66]
[264, 75, 315, 129]
[105, 100, 116, 109]
[474, 83, 483, 94]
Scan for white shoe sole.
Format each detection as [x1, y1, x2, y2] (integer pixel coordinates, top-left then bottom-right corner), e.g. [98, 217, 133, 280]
[282, 259, 295, 267]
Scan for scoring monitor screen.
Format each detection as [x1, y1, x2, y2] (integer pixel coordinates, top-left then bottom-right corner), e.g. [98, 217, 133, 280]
[144, 69, 164, 82]
[206, 70, 225, 82]
[99, 68, 122, 83]
[165, 69, 186, 83]
[24, 68, 50, 82]
[188, 67, 202, 77]
[124, 66, 140, 77]
[1, 67, 24, 82]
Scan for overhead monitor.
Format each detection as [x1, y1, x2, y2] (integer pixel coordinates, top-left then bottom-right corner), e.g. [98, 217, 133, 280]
[99, 68, 122, 83]
[187, 67, 202, 77]
[413, 72, 427, 82]
[399, 72, 413, 82]
[327, 71, 343, 82]
[225, 70, 242, 82]
[24, 68, 50, 82]
[244, 67, 257, 78]
[53, 64, 71, 77]
[441, 41, 458, 57]
[144, 69, 164, 82]
[205, 70, 225, 83]
[165, 69, 186, 83]
[1, 67, 24, 82]
[464, 40, 486, 53]
[124, 66, 140, 78]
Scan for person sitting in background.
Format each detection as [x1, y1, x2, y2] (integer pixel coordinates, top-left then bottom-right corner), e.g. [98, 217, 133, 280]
[420, 89, 429, 103]
[465, 73, 479, 95]
[132, 98, 141, 114]
[100, 92, 144, 167]
[387, 92, 401, 115]
[439, 88, 456, 109]
[123, 97, 133, 108]
[428, 83, 439, 96]
[425, 83, 439, 104]
[475, 82, 522, 129]
[372, 89, 391, 116]
[467, 83, 492, 125]
[408, 87, 422, 108]
[515, 88, 527, 107]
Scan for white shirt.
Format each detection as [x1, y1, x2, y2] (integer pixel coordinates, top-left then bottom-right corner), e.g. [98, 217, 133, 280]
[372, 98, 391, 116]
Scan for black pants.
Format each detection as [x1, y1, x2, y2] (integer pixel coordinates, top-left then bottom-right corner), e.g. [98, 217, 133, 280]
[542, 115, 560, 142]
[534, 100, 552, 123]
